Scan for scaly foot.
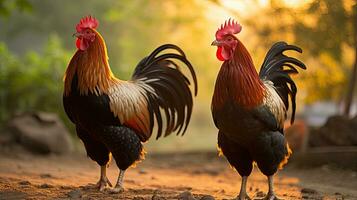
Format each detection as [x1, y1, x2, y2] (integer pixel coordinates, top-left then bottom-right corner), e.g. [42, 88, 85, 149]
[108, 185, 124, 194]
[107, 169, 125, 193]
[96, 176, 112, 191]
[236, 176, 251, 200]
[263, 176, 282, 200]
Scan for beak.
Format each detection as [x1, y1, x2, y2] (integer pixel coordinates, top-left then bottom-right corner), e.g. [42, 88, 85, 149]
[211, 40, 221, 46]
[72, 32, 81, 37]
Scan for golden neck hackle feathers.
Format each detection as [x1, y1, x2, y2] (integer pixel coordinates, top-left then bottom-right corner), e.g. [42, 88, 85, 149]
[64, 30, 119, 96]
[213, 40, 266, 109]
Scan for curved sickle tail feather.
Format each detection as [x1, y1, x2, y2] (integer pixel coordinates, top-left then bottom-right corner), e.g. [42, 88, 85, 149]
[132, 44, 198, 140]
[259, 42, 306, 124]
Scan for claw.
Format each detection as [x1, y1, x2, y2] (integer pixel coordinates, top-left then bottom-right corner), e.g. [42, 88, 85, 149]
[236, 195, 251, 200]
[96, 165, 112, 191]
[262, 193, 282, 200]
[110, 169, 125, 193]
[108, 185, 124, 194]
[262, 176, 282, 200]
[236, 176, 251, 200]
[96, 176, 112, 191]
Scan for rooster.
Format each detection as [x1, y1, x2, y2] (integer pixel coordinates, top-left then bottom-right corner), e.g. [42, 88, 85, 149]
[63, 16, 197, 192]
[211, 19, 306, 200]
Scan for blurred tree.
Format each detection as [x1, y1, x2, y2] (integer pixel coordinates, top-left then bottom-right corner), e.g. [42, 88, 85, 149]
[345, 5, 357, 116]
[212, 0, 357, 115]
[0, 0, 112, 54]
[0, 0, 32, 17]
[104, 0, 211, 77]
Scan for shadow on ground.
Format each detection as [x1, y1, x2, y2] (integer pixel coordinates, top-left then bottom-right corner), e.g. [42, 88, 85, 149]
[0, 150, 356, 200]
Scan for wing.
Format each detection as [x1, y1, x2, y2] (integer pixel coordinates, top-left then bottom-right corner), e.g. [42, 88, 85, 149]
[264, 81, 286, 130]
[108, 80, 151, 142]
[250, 81, 287, 132]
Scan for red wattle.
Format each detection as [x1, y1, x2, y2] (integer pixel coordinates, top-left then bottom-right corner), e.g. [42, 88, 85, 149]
[216, 47, 225, 61]
[76, 38, 81, 49]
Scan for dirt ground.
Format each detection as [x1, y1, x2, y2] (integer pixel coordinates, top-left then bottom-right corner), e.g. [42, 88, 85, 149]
[0, 149, 356, 200]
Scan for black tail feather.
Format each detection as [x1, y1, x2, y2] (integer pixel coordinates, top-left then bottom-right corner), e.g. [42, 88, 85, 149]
[132, 44, 197, 139]
[259, 41, 306, 124]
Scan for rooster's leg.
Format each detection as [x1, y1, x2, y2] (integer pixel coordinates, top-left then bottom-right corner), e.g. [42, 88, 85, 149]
[96, 165, 112, 191]
[100, 126, 143, 194]
[263, 175, 281, 200]
[109, 169, 125, 193]
[236, 176, 251, 200]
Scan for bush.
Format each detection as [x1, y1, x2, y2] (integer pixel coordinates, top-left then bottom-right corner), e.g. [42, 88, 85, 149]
[0, 35, 71, 129]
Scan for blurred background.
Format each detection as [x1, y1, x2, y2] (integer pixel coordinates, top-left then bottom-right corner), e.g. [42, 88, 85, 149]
[0, 0, 357, 155]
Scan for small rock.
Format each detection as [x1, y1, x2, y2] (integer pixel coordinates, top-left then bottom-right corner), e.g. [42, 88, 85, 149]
[335, 192, 342, 195]
[336, 196, 344, 200]
[39, 183, 53, 188]
[249, 186, 253, 191]
[68, 189, 82, 199]
[255, 191, 266, 197]
[40, 173, 53, 178]
[178, 191, 196, 200]
[301, 188, 318, 194]
[152, 194, 165, 200]
[80, 184, 96, 190]
[0, 191, 27, 199]
[205, 169, 220, 176]
[321, 165, 330, 172]
[133, 197, 144, 200]
[18, 180, 31, 185]
[200, 195, 215, 200]
[192, 169, 219, 176]
[126, 179, 136, 184]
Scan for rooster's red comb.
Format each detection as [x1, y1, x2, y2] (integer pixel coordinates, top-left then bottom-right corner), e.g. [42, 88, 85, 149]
[76, 16, 98, 32]
[215, 18, 242, 40]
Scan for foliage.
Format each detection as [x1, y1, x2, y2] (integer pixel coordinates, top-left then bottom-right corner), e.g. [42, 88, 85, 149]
[0, 35, 70, 127]
[244, 0, 356, 104]
[0, 0, 32, 17]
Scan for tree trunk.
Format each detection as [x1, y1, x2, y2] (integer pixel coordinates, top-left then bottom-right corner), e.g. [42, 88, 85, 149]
[343, 7, 357, 117]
